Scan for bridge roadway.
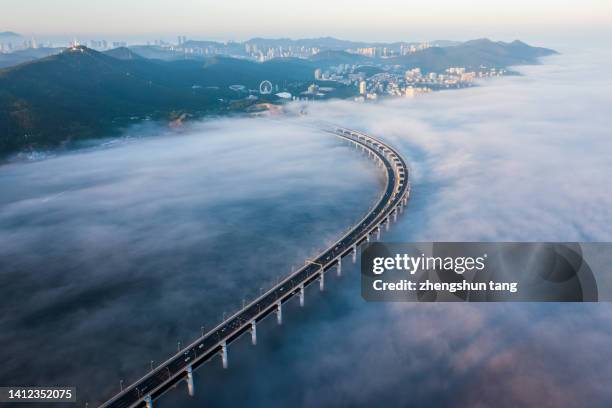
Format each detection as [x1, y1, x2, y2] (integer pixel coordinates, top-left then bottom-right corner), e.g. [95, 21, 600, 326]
[99, 127, 410, 408]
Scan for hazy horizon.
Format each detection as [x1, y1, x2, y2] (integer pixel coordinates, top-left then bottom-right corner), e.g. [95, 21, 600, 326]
[2, 0, 611, 47]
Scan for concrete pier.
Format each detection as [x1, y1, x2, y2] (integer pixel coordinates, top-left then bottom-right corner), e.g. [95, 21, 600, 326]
[186, 366, 194, 397]
[220, 341, 228, 369]
[299, 285, 305, 307]
[276, 302, 282, 325]
[376, 227, 381, 240]
[352, 245, 357, 263]
[337, 258, 342, 276]
[144, 396, 153, 408]
[319, 271, 325, 291]
[250, 321, 257, 345]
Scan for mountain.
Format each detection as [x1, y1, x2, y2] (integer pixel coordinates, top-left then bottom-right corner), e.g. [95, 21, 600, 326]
[103, 47, 143, 60]
[0, 31, 21, 40]
[309, 50, 371, 65]
[247, 37, 363, 49]
[0, 39, 557, 156]
[391, 38, 557, 72]
[0, 46, 314, 155]
[245, 37, 449, 50]
[0, 47, 63, 68]
[429, 40, 462, 47]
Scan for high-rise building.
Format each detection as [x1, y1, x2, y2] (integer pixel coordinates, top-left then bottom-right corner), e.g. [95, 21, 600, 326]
[359, 80, 367, 95]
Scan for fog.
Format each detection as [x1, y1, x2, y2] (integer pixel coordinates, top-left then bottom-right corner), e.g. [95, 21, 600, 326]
[163, 49, 612, 407]
[0, 120, 382, 404]
[1, 46, 612, 407]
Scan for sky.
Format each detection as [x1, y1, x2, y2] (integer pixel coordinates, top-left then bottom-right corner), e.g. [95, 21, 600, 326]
[2, 0, 612, 44]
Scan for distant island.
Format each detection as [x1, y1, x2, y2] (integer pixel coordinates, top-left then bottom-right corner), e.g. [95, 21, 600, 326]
[0, 37, 557, 157]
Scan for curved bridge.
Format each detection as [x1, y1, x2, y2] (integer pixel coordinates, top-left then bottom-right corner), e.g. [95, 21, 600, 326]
[100, 127, 410, 408]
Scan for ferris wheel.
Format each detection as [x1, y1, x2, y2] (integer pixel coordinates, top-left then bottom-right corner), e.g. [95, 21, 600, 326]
[259, 80, 273, 94]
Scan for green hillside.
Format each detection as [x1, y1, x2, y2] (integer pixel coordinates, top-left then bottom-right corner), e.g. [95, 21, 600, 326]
[391, 39, 557, 72]
[0, 46, 313, 155]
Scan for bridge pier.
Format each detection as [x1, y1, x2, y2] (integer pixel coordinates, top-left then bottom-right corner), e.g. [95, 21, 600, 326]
[276, 302, 282, 325]
[399, 203, 404, 214]
[299, 284, 305, 307]
[186, 366, 194, 397]
[144, 395, 153, 408]
[319, 271, 325, 291]
[250, 321, 257, 345]
[366, 233, 370, 243]
[385, 218, 389, 231]
[393, 211, 397, 222]
[352, 245, 357, 263]
[220, 341, 228, 369]
[376, 227, 381, 241]
[337, 258, 342, 276]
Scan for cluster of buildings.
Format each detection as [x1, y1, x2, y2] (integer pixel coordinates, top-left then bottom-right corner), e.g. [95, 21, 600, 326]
[0, 37, 46, 52]
[311, 64, 507, 101]
[169, 40, 322, 61]
[243, 43, 321, 61]
[350, 42, 431, 58]
[168, 38, 435, 62]
[84, 40, 127, 49]
[313, 64, 366, 83]
[0, 36, 132, 53]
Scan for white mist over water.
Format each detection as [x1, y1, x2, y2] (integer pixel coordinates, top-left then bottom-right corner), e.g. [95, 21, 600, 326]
[1, 46, 611, 407]
[300, 50, 612, 242]
[161, 49, 612, 407]
[0, 119, 382, 404]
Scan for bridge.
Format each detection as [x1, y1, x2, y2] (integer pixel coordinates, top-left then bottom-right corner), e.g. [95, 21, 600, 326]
[99, 127, 411, 408]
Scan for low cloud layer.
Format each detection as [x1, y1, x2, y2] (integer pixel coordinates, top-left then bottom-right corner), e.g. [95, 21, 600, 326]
[0, 119, 382, 404]
[299, 50, 612, 242]
[165, 49, 612, 407]
[1, 48, 611, 407]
